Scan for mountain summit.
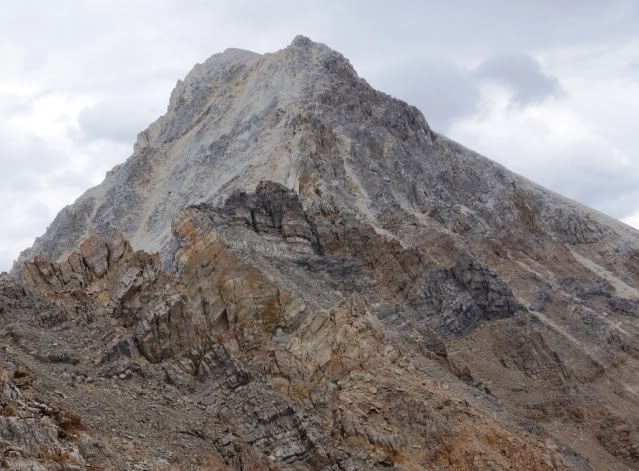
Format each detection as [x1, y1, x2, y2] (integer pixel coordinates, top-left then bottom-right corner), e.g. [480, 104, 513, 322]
[20, 35, 634, 267]
[4, 37, 639, 470]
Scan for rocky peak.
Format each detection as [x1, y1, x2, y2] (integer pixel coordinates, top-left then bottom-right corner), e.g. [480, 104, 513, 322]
[5, 37, 639, 470]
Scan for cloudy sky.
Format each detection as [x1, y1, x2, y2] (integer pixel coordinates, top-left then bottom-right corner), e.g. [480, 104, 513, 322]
[1, 1, 638, 270]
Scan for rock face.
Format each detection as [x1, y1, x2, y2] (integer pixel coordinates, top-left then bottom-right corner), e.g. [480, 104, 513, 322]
[4, 36, 639, 470]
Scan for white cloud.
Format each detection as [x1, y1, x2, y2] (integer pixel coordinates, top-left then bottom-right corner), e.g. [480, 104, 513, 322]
[0, 90, 132, 269]
[448, 56, 639, 220]
[623, 212, 639, 229]
[475, 53, 562, 105]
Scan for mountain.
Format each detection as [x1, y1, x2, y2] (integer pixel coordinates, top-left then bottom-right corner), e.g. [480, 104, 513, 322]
[3, 36, 639, 470]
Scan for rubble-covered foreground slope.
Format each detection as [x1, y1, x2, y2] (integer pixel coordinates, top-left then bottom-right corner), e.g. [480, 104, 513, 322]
[4, 36, 639, 470]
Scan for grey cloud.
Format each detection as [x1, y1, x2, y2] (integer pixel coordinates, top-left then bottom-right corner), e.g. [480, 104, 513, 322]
[0, 254, 15, 274]
[320, 1, 639, 67]
[547, 163, 639, 219]
[49, 172, 98, 192]
[4, 174, 44, 193]
[476, 54, 562, 105]
[483, 137, 639, 221]
[0, 199, 57, 271]
[369, 53, 562, 130]
[0, 98, 32, 116]
[1, 137, 65, 191]
[77, 99, 161, 143]
[1, 1, 636, 98]
[0, 203, 54, 240]
[370, 60, 480, 130]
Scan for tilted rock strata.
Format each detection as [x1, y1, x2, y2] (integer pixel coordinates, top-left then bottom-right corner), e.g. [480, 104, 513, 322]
[11, 180, 639, 469]
[12, 211, 569, 469]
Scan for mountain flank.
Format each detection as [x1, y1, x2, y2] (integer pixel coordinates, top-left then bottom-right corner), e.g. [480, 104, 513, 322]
[2, 36, 639, 470]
